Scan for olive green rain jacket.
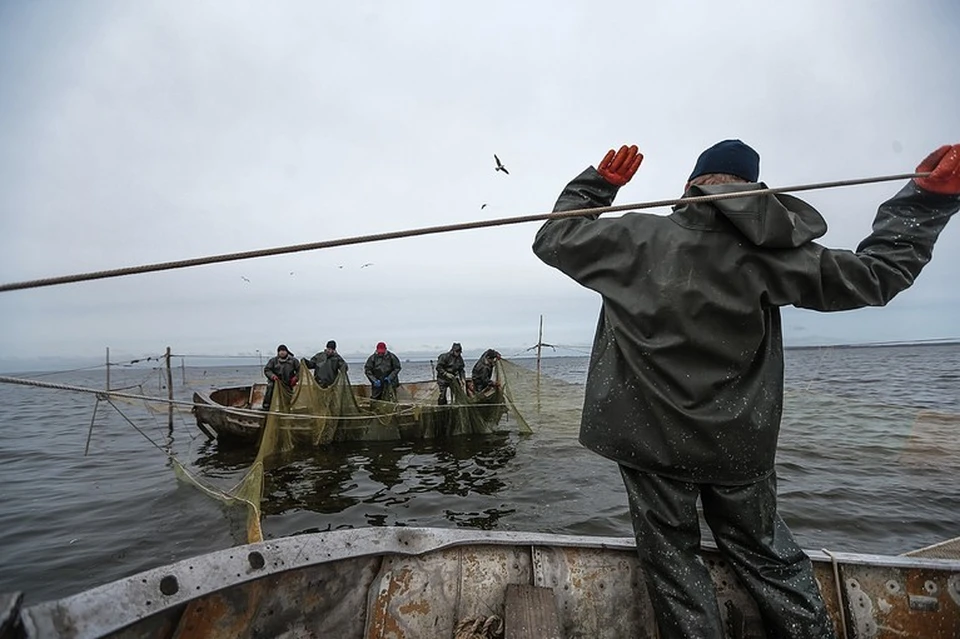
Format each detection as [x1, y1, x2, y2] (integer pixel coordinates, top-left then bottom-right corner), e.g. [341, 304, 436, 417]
[436, 347, 465, 382]
[264, 355, 300, 386]
[306, 351, 349, 387]
[364, 351, 402, 384]
[533, 167, 957, 483]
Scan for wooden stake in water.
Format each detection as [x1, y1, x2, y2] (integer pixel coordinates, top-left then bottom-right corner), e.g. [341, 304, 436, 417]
[105, 346, 110, 392]
[165, 346, 174, 429]
[536, 315, 543, 412]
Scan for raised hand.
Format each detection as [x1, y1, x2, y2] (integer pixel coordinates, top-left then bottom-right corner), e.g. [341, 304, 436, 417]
[597, 145, 643, 187]
[915, 144, 960, 195]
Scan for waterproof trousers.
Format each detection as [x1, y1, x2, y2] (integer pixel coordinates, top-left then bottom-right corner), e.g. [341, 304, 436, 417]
[437, 380, 451, 405]
[619, 466, 836, 639]
[261, 380, 276, 410]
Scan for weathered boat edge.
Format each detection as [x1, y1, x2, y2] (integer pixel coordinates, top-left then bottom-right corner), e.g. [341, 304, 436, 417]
[13, 527, 960, 639]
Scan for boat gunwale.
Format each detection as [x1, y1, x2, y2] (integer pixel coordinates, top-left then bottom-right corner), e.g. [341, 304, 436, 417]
[18, 526, 960, 639]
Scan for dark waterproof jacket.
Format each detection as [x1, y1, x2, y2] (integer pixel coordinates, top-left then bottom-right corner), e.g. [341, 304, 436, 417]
[471, 357, 496, 391]
[264, 355, 300, 386]
[436, 350, 465, 382]
[533, 167, 957, 484]
[305, 351, 348, 387]
[364, 351, 401, 384]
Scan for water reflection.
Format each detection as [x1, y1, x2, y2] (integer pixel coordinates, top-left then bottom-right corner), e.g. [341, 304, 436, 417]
[189, 433, 519, 531]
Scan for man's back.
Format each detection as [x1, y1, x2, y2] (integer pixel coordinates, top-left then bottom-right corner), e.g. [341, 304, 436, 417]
[534, 169, 957, 483]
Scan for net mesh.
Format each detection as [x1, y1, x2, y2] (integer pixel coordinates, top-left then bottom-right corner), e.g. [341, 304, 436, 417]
[177, 358, 556, 543]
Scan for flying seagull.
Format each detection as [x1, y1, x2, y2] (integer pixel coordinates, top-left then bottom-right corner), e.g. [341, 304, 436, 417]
[494, 154, 509, 175]
[361, 263, 374, 269]
[241, 276, 250, 283]
[481, 203, 488, 210]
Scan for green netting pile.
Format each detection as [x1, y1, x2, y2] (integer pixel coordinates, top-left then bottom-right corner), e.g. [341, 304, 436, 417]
[176, 358, 550, 543]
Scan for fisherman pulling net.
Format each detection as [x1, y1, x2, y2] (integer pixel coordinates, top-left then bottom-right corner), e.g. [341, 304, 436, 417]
[176, 356, 543, 543]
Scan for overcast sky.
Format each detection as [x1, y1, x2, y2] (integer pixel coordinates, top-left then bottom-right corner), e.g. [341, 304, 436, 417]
[1, 1, 958, 369]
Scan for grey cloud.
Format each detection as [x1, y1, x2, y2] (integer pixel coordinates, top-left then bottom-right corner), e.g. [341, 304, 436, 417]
[1, 1, 958, 363]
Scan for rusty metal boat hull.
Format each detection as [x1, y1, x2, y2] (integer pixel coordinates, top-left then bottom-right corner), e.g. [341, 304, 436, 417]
[9, 527, 960, 638]
[191, 381, 509, 446]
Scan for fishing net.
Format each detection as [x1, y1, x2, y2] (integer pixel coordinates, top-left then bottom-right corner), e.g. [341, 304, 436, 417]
[495, 359, 585, 434]
[177, 358, 550, 543]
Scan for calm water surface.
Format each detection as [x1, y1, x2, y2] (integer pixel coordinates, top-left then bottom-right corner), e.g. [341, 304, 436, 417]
[1, 345, 958, 604]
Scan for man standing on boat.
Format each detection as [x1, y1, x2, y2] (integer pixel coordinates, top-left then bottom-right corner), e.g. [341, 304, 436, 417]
[471, 348, 501, 394]
[532, 140, 960, 639]
[364, 341, 401, 401]
[435, 342, 466, 405]
[305, 340, 349, 388]
[261, 344, 300, 411]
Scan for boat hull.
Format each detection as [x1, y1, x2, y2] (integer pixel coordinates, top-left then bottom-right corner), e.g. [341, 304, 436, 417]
[192, 381, 510, 446]
[13, 527, 960, 639]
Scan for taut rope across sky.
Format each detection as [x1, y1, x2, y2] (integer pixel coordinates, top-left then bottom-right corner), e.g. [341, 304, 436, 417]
[0, 171, 927, 293]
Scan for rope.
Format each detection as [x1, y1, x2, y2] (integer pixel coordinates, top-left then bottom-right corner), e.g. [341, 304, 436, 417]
[453, 615, 504, 639]
[103, 398, 175, 458]
[0, 374, 204, 407]
[0, 374, 512, 422]
[821, 548, 850, 639]
[0, 171, 926, 293]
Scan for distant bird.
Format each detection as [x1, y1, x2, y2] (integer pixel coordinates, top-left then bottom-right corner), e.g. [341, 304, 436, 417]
[337, 265, 344, 269]
[289, 271, 295, 275]
[493, 154, 509, 175]
[481, 203, 488, 210]
[361, 263, 374, 269]
[241, 276, 251, 283]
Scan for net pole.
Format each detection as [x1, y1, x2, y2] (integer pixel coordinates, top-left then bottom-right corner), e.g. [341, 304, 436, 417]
[165, 346, 174, 429]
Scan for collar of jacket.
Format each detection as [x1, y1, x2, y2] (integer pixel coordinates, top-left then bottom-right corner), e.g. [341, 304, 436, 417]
[669, 182, 828, 248]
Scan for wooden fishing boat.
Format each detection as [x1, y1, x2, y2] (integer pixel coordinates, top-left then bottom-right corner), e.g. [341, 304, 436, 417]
[6, 527, 960, 638]
[192, 380, 511, 446]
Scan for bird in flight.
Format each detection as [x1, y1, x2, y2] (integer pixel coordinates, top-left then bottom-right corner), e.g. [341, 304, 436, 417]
[241, 276, 251, 283]
[361, 263, 374, 269]
[494, 154, 509, 175]
[480, 203, 488, 210]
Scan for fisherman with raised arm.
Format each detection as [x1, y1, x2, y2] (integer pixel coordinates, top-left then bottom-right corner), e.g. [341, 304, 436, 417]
[532, 141, 960, 638]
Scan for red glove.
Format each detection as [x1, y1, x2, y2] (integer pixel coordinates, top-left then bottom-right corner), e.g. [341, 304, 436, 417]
[290, 375, 298, 387]
[597, 145, 643, 187]
[915, 144, 960, 195]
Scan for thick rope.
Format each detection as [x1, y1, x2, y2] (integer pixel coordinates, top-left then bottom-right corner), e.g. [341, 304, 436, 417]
[0, 171, 926, 293]
[0, 374, 510, 422]
[453, 615, 504, 639]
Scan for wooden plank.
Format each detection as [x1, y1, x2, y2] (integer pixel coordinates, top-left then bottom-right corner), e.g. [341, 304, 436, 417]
[504, 583, 562, 639]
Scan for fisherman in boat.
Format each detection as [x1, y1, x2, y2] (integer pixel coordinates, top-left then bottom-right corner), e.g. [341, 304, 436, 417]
[470, 348, 501, 394]
[435, 342, 466, 405]
[304, 339, 349, 388]
[261, 344, 300, 410]
[533, 140, 960, 639]
[364, 341, 401, 400]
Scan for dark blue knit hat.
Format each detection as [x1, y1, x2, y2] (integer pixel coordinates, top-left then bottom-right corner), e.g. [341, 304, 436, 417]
[688, 139, 760, 183]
